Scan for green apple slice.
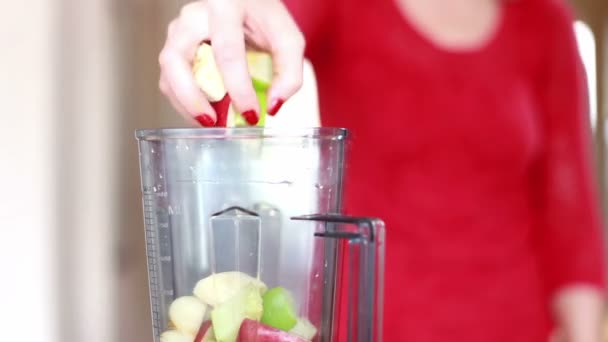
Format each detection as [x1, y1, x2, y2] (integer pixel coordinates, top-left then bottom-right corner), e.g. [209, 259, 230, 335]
[260, 287, 298, 331]
[211, 284, 264, 342]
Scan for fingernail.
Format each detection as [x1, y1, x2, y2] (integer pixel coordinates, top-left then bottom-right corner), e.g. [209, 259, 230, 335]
[267, 98, 285, 116]
[194, 114, 215, 127]
[212, 94, 231, 127]
[241, 110, 259, 126]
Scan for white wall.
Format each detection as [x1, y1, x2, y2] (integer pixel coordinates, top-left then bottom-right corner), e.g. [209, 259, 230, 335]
[0, 0, 58, 341]
[0, 0, 122, 340]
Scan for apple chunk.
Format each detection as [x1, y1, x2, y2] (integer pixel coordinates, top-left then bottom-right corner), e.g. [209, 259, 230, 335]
[261, 287, 298, 331]
[193, 43, 226, 102]
[194, 271, 267, 307]
[211, 284, 263, 342]
[169, 296, 207, 335]
[289, 318, 317, 341]
[238, 319, 308, 342]
[160, 330, 195, 342]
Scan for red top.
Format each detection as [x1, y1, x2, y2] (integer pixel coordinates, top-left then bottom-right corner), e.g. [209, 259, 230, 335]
[286, 0, 605, 340]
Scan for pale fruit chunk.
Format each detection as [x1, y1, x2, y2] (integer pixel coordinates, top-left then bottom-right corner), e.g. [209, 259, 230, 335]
[193, 43, 226, 102]
[169, 296, 208, 335]
[289, 318, 317, 341]
[260, 287, 298, 331]
[194, 271, 267, 307]
[238, 319, 308, 342]
[211, 284, 264, 342]
[160, 330, 195, 342]
[246, 52, 272, 84]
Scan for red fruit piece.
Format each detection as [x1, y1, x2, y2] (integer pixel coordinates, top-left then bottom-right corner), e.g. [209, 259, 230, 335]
[211, 93, 231, 127]
[194, 321, 213, 342]
[238, 319, 308, 342]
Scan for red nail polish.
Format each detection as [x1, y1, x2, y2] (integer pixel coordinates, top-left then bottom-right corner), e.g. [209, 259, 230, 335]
[211, 94, 231, 127]
[267, 98, 285, 116]
[195, 114, 215, 127]
[241, 110, 259, 126]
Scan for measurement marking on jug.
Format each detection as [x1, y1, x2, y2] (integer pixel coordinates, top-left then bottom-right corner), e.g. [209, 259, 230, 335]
[168, 205, 181, 215]
[142, 185, 175, 340]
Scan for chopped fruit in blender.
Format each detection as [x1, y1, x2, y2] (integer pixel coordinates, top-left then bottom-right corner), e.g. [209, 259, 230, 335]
[289, 318, 317, 341]
[193, 43, 227, 102]
[237, 319, 308, 342]
[194, 321, 215, 342]
[169, 296, 208, 336]
[260, 287, 298, 331]
[160, 330, 195, 342]
[211, 284, 264, 342]
[194, 271, 267, 307]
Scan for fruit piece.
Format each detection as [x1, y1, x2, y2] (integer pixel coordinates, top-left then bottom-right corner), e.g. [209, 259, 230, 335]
[193, 45, 273, 127]
[238, 319, 308, 342]
[211, 284, 264, 342]
[246, 52, 272, 84]
[169, 296, 208, 336]
[194, 321, 215, 342]
[289, 318, 317, 341]
[193, 43, 226, 102]
[261, 287, 298, 331]
[160, 330, 195, 342]
[193, 272, 267, 307]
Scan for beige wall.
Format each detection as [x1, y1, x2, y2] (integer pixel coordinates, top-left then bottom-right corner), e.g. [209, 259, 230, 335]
[56, 0, 121, 340]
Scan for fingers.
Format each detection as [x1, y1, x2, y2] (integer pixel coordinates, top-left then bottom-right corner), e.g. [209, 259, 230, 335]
[208, 0, 260, 125]
[159, 74, 188, 118]
[159, 2, 217, 126]
[159, 0, 305, 125]
[159, 49, 217, 125]
[263, 3, 305, 116]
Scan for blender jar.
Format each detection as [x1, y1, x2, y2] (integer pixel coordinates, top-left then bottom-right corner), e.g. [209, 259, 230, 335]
[136, 128, 384, 342]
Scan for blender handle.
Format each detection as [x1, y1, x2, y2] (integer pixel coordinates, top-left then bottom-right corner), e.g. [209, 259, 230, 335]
[291, 214, 386, 342]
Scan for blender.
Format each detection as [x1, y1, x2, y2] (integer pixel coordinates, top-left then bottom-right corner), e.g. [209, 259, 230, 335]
[136, 127, 385, 342]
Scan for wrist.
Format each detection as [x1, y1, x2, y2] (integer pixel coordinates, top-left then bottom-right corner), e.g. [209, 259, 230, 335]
[552, 285, 605, 342]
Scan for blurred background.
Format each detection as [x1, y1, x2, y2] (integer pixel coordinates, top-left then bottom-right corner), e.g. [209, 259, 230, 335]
[0, 0, 605, 341]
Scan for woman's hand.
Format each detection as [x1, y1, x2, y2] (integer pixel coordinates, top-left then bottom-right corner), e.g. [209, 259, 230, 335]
[552, 285, 605, 342]
[158, 0, 305, 126]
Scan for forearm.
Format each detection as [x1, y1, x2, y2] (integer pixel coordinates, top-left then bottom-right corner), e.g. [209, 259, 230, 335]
[552, 284, 605, 342]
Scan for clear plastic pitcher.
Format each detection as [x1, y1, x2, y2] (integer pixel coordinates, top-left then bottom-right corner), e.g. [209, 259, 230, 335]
[136, 128, 385, 342]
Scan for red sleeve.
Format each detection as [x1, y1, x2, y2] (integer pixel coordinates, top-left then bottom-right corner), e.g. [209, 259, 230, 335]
[534, 0, 606, 296]
[282, 0, 334, 58]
